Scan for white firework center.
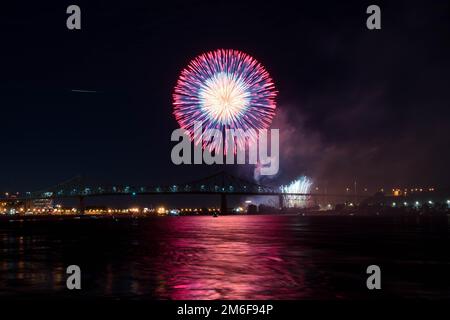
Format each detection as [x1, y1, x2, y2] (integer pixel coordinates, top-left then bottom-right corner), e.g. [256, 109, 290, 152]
[198, 72, 250, 125]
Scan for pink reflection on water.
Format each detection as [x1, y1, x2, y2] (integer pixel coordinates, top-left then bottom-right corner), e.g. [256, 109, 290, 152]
[153, 215, 313, 299]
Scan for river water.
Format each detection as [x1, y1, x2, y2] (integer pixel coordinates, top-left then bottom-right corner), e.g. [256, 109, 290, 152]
[0, 215, 449, 299]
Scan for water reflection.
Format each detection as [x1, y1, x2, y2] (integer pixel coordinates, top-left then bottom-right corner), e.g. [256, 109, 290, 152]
[0, 215, 448, 299]
[153, 216, 311, 299]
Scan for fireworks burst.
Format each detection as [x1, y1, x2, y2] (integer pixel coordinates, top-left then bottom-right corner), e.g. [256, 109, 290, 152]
[173, 49, 277, 151]
[280, 176, 313, 208]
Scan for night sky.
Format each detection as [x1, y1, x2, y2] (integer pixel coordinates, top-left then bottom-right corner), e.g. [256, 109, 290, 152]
[1, 0, 449, 195]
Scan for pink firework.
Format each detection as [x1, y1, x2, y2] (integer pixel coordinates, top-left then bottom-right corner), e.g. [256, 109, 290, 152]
[173, 49, 277, 152]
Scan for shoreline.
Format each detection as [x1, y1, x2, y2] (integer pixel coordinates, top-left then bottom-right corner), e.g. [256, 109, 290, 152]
[1, 211, 448, 225]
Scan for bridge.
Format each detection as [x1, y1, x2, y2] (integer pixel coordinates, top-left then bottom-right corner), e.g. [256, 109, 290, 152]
[1, 171, 361, 213]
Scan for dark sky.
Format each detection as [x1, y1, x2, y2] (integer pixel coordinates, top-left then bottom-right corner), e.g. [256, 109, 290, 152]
[1, 0, 449, 195]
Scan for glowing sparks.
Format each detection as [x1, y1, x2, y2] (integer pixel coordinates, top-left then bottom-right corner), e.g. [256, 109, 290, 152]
[280, 176, 313, 208]
[198, 72, 250, 125]
[173, 49, 277, 151]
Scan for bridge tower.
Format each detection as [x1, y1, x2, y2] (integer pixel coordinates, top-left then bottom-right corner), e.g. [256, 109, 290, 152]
[220, 193, 227, 214]
[78, 196, 85, 215]
[278, 194, 284, 211]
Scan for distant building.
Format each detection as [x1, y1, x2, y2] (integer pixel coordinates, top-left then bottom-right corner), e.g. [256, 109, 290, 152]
[32, 198, 53, 210]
